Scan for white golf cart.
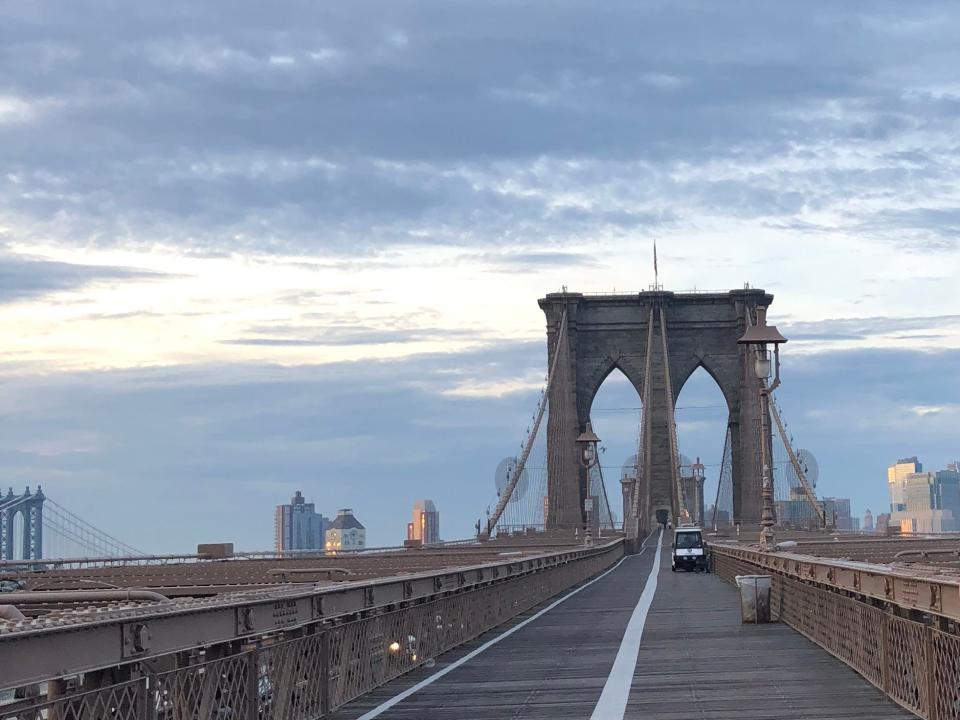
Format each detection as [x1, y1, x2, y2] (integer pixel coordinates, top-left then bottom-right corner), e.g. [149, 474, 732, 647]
[671, 525, 709, 572]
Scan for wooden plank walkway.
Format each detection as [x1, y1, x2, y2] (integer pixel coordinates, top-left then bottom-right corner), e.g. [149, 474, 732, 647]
[332, 543, 915, 719]
[625, 549, 913, 719]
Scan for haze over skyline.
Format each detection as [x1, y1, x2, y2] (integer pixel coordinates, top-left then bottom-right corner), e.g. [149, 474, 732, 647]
[1, 1, 958, 549]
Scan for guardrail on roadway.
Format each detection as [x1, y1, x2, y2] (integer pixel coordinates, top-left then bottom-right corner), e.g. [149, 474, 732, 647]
[0, 538, 624, 719]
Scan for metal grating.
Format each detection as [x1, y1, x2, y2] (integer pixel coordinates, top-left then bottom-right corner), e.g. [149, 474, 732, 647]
[932, 628, 960, 720]
[154, 653, 252, 720]
[257, 633, 327, 720]
[0, 679, 144, 720]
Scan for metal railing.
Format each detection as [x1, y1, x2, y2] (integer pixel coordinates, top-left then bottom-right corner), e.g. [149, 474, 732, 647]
[0, 539, 486, 572]
[1, 539, 623, 719]
[574, 288, 743, 298]
[712, 544, 960, 719]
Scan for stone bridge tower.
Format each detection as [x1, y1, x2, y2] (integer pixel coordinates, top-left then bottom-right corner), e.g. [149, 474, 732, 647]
[0, 485, 45, 560]
[539, 289, 773, 533]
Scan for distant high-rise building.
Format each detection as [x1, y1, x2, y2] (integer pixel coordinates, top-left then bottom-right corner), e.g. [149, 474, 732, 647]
[406, 500, 440, 545]
[325, 508, 366, 551]
[890, 465, 960, 533]
[776, 484, 821, 527]
[274, 491, 328, 552]
[705, 505, 731, 528]
[888, 457, 922, 513]
[863, 509, 874, 532]
[903, 471, 936, 514]
[822, 497, 853, 530]
[875, 512, 891, 535]
[936, 466, 960, 518]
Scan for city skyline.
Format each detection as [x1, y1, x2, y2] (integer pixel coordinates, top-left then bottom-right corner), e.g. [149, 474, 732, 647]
[0, 2, 958, 549]
[886, 456, 960, 533]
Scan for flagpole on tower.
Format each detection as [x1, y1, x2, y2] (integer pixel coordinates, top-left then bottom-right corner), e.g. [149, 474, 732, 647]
[654, 240, 660, 290]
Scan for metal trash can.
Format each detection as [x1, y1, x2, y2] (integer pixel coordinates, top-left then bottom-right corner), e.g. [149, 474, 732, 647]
[735, 575, 772, 623]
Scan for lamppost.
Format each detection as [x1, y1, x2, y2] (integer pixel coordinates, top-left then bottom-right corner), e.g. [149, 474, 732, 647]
[691, 457, 705, 526]
[737, 306, 787, 551]
[576, 423, 602, 546]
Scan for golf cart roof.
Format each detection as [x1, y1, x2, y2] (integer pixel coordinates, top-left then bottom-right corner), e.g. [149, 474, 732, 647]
[674, 526, 702, 533]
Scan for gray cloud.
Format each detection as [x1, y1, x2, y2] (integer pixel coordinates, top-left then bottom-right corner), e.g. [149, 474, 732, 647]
[475, 251, 608, 273]
[225, 326, 477, 347]
[0, 253, 166, 303]
[1, 2, 959, 255]
[782, 314, 960, 341]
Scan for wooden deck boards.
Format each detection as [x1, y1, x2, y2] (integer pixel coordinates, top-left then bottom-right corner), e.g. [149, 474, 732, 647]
[625, 553, 912, 719]
[333, 545, 915, 719]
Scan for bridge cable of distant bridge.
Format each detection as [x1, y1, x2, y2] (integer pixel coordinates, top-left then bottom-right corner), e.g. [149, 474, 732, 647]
[42, 498, 145, 558]
[1, 489, 144, 560]
[482, 310, 570, 538]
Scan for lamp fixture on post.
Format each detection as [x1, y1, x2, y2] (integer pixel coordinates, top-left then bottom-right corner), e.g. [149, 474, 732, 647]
[576, 423, 602, 546]
[737, 306, 788, 551]
[737, 306, 787, 390]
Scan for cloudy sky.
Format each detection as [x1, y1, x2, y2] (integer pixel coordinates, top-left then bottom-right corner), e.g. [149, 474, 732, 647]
[1, 1, 958, 551]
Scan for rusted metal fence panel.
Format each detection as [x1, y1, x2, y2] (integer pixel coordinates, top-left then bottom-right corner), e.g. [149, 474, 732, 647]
[931, 628, 960, 720]
[256, 634, 327, 720]
[154, 653, 253, 720]
[713, 544, 960, 720]
[0, 679, 144, 720]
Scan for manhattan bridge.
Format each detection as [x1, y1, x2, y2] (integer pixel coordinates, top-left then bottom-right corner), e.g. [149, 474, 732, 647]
[0, 287, 954, 719]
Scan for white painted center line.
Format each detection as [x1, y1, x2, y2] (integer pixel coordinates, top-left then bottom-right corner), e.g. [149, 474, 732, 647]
[355, 533, 654, 720]
[589, 527, 664, 720]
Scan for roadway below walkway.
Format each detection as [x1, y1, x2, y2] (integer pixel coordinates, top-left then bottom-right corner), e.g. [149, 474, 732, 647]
[332, 534, 914, 720]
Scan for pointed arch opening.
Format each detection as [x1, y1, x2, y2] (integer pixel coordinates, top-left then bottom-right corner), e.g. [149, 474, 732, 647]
[588, 367, 643, 531]
[12, 509, 25, 560]
[674, 365, 730, 527]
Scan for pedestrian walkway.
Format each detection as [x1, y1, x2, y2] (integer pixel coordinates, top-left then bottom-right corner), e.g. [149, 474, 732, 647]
[332, 538, 914, 719]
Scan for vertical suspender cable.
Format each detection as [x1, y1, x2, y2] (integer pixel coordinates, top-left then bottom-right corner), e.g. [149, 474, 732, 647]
[711, 426, 731, 530]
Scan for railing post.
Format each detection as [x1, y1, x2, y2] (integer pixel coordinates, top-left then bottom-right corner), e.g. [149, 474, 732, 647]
[320, 631, 331, 716]
[47, 677, 64, 720]
[246, 649, 258, 720]
[881, 616, 890, 695]
[925, 627, 937, 720]
[140, 675, 157, 720]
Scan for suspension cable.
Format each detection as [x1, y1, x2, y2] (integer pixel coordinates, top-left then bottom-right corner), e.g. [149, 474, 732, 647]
[483, 310, 568, 538]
